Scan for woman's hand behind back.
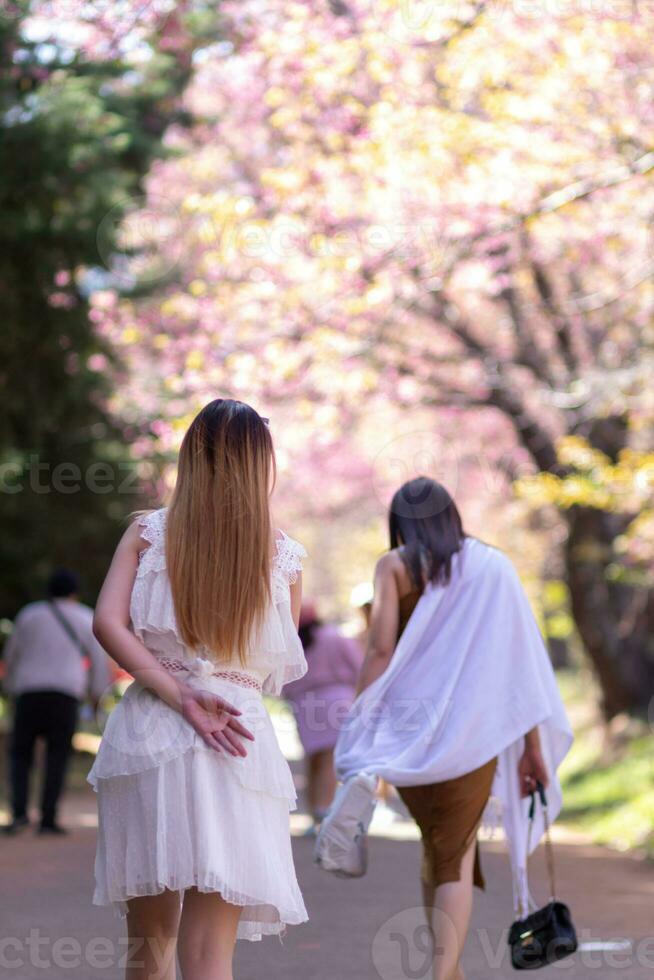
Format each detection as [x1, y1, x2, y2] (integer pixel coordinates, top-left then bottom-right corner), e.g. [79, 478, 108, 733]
[181, 686, 255, 757]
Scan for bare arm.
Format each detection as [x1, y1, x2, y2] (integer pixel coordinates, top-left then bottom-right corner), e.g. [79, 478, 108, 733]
[355, 553, 400, 697]
[93, 521, 188, 713]
[93, 521, 253, 756]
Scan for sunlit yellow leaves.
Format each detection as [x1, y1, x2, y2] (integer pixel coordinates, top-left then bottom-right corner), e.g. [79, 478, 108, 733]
[367, 53, 394, 85]
[160, 296, 196, 320]
[358, 367, 379, 392]
[185, 351, 204, 371]
[260, 168, 304, 195]
[264, 86, 287, 108]
[516, 436, 654, 522]
[182, 193, 204, 214]
[120, 326, 141, 344]
[269, 107, 297, 130]
[516, 471, 613, 510]
[558, 435, 610, 471]
[296, 398, 317, 420]
[542, 580, 574, 640]
[188, 280, 207, 297]
[257, 339, 303, 384]
[201, 244, 226, 265]
[172, 413, 194, 433]
[339, 295, 367, 318]
[325, 132, 346, 153]
[197, 218, 218, 246]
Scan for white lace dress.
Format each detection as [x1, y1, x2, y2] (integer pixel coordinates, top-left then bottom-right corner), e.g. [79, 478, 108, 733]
[87, 508, 309, 941]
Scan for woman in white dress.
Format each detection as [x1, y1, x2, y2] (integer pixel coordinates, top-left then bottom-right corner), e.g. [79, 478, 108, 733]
[89, 398, 309, 980]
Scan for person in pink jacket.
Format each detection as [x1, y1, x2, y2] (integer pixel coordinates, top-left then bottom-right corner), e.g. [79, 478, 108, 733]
[283, 600, 363, 830]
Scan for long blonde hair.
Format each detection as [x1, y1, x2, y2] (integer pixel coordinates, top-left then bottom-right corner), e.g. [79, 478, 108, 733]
[166, 398, 275, 664]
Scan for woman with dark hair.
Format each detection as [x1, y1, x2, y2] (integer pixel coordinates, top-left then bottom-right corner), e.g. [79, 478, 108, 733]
[336, 476, 572, 980]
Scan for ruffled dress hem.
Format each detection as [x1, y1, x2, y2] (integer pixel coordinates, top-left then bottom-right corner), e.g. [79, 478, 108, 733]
[94, 875, 308, 942]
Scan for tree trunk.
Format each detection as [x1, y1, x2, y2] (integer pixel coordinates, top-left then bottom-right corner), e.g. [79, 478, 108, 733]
[564, 504, 654, 720]
[547, 637, 570, 670]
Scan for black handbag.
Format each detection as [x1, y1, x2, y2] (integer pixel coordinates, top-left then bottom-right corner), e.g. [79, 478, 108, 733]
[508, 782, 578, 970]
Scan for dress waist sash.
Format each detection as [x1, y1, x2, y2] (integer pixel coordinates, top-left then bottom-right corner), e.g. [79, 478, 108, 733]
[157, 656, 263, 693]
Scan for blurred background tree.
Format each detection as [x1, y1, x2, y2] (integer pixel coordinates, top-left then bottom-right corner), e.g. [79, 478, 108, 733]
[92, 2, 654, 718]
[0, 0, 216, 613]
[1, 1, 652, 721]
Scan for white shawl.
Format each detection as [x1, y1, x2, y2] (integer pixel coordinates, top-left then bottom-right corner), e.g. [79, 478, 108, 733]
[334, 538, 573, 913]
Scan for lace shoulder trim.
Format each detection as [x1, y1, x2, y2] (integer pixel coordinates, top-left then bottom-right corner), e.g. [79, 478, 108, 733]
[272, 531, 307, 586]
[135, 508, 167, 571]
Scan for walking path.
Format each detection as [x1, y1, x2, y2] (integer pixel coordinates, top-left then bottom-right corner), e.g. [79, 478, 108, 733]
[1, 724, 653, 979]
[2, 784, 653, 978]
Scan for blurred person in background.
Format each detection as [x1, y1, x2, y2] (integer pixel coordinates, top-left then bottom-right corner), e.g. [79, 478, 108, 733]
[284, 599, 363, 831]
[2, 568, 111, 835]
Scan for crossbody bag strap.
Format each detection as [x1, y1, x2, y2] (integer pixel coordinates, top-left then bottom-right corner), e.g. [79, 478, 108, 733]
[47, 599, 88, 660]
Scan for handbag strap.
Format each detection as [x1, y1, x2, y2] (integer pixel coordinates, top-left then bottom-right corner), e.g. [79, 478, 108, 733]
[47, 599, 88, 660]
[525, 781, 557, 909]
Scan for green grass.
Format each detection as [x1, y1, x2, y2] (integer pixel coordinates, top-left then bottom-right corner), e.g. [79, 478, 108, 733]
[557, 669, 654, 856]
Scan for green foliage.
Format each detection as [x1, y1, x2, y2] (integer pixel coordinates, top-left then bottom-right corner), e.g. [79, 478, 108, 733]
[558, 670, 654, 857]
[517, 435, 654, 585]
[541, 580, 575, 641]
[0, 3, 204, 614]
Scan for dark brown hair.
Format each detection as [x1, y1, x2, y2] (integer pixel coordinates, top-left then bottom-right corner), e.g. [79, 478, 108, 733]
[389, 477, 466, 589]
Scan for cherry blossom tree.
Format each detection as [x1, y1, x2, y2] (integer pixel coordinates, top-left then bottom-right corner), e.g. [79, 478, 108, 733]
[91, 1, 653, 715]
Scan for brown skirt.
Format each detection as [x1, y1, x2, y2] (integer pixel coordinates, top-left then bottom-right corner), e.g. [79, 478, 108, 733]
[396, 756, 498, 891]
